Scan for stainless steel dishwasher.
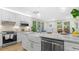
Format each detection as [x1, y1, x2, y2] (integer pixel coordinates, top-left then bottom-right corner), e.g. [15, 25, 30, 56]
[41, 37, 64, 51]
[41, 38, 52, 51]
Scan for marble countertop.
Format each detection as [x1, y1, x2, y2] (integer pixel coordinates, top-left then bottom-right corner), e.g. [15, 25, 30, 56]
[18, 32, 79, 44]
[40, 33, 79, 44]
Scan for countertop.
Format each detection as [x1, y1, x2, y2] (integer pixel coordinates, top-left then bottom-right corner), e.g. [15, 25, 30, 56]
[17, 32, 79, 44]
[40, 33, 79, 44]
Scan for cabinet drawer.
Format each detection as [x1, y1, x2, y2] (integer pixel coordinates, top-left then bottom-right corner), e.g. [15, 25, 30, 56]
[64, 42, 79, 51]
[28, 35, 41, 44]
[22, 39, 31, 51]
[32, 43, 41, 51]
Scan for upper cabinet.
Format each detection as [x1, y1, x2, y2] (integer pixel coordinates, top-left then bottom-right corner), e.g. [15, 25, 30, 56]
[64, 21, 70, 33]
[56, 20, 79, 34]
[0, 9, 26, 21]
[0, 9, 16, 21]
[57, 21, 62, 33]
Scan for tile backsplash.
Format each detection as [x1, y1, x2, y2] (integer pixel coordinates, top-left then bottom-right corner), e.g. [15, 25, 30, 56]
[0, 25, 31, 32]
[0, 26, 15, 31]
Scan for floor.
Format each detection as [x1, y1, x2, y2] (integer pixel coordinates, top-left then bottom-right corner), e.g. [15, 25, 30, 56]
[0, 43, 25, 51]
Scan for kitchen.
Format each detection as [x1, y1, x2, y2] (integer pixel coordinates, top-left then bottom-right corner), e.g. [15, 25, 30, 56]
[0, 7, 79, 51]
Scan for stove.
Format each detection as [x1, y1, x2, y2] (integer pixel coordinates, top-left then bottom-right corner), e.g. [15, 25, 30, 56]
[2, 31, 17, 47]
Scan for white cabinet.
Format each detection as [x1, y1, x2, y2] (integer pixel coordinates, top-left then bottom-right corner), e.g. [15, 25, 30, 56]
[31, 41, 41, 51]
[28, 34, 41, 44]
[17, 33, 22, 42]
[0, 35, 2, 47]
[64, 42, 79, 51]
[21, 33, 32, 50]
[22, 33, 41, 51]
[22, 36, 31, 50]
[27, 34, 41, 51]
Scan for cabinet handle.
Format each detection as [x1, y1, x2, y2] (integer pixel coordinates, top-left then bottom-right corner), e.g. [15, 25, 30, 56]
[72, 47, 79, 50]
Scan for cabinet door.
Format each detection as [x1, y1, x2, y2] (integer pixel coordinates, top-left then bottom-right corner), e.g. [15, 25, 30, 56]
[64, 22, 70, 33]
[28, 35, 41, 44]
[64, 42, 79, 51]
[24, 40, 31, 51]
[22, 35, 31, 51]
[17, 33, 22, 42]
[0, 35, 2, 47]
[22, 34, 41, 51]
[31, 42, 41, 51]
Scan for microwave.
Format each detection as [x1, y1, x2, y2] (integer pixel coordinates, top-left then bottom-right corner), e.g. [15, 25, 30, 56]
[20, 23, 29, 26]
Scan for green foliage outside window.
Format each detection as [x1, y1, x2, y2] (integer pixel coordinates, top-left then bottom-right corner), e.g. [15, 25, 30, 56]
[71, 9, 79, 18]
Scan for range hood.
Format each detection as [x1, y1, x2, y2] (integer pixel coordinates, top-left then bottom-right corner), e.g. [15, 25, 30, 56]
[1, 21, 16, 26]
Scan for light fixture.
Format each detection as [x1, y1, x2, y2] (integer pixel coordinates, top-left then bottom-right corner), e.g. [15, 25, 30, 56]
[32, 11, 41, 19]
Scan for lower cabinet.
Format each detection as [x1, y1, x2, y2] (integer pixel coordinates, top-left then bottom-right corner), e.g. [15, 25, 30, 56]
[22, 34, 41, 51]
[0, 35, 2, 47]
[21, 33, 79, 51]
[22, 40, 41, 51]
[64, 42, 79, 51]
[22, 34, 31, 50]
[17, 33, 22, 42]
[30, 41, 41, 51]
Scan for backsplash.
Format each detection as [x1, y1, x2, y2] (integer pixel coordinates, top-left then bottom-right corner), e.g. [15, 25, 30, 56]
[0, 26, 14, 31]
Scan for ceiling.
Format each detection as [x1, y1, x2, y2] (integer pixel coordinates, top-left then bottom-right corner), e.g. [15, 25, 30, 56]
[5, 7, 79, 21]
